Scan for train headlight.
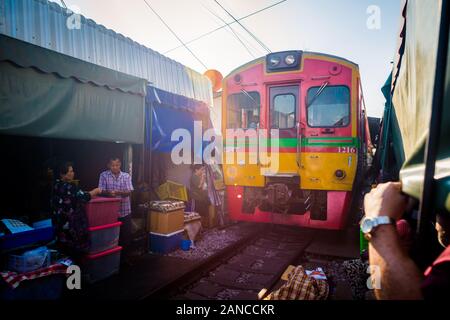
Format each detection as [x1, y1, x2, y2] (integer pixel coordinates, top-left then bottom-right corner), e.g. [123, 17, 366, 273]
[335, 170, 346, 179]
[266, 51, 302, 73]
[269, 56, 281, 67]
[285, 54, 296, 65]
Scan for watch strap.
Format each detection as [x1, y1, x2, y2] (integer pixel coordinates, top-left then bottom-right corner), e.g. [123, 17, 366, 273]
[373, 216, 395, 228]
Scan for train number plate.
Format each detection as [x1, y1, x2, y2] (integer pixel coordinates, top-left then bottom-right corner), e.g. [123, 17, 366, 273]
[337, 147, 357, 153]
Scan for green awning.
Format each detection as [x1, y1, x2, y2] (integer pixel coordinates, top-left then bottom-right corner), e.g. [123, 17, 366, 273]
[0, 34, 146, 144]
[389, 0, 450, 212]
[379, 73, 405, 178]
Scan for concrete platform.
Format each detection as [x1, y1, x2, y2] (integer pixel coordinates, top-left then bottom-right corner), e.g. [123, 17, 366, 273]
[66, 254, 197, 300]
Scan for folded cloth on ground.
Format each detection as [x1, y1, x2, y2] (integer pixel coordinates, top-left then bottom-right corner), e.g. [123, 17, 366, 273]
[265, 265, 329, 300]
[305, 267, 327, 280]
[1, 263, 68, 289]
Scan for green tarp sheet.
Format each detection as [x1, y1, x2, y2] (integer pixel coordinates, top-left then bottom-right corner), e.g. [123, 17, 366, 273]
[0, 34, 146, 144]
[388, 0, 450, 211]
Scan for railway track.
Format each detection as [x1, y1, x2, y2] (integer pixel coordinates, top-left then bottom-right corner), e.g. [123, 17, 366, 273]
[145, 224, 315, 300]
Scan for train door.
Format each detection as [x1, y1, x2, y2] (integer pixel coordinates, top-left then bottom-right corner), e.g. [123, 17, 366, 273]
[268, 85, 300, 176]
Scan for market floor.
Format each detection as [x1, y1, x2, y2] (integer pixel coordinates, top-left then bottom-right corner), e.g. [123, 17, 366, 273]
[65, 254, 197, 300]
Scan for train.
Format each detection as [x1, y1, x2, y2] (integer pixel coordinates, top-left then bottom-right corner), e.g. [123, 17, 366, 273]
[221, 50, 374, 230]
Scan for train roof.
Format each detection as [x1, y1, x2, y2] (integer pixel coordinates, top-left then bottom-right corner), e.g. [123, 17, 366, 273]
[225, 51, 359, 79]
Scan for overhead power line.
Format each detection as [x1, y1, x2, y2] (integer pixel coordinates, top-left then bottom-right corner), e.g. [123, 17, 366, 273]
[213, 0, 272, 54]
[164, 0, 286, 54]
[143, 0, 209, 70]
[202, 3, 256, 58]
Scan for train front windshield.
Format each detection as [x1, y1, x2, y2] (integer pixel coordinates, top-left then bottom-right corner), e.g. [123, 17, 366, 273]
[307, 86, 350, 127]
[226, 91, 261, 129]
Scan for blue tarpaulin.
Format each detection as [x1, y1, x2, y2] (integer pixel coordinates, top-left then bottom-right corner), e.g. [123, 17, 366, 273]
[145, 86, 212, 154]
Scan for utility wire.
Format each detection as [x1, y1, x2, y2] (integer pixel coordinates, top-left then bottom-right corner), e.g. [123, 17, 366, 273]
[202, 3, 256, 58]
[213, 0, 271, 53]
[143, 0, 208, 70]
[164, 0, 286, 54]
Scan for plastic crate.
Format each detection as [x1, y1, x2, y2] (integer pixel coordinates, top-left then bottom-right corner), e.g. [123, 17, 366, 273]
[149, 230, 183, 254]
[82, 246, 122, 284]
[156, 181, 188, 201]
[85, 197, 121, 227]
[88, 221, 122, 254]
[7, 246, 51, 273]
[0, 219, 54, 252]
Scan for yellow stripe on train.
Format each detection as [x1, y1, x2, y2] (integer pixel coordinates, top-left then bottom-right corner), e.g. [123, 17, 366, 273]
[223, 152, 357, 191]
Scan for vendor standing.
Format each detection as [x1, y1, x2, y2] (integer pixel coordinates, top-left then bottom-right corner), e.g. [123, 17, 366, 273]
[98, 157, 134, 263]
[190, 164, 210, 226]
[52, 161, 101, 260]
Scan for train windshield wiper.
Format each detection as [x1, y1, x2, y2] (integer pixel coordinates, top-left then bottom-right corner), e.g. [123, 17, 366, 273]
[307, 81, 329, 108]
[241, 89, 259, 106]
[333, 116, 346, 126]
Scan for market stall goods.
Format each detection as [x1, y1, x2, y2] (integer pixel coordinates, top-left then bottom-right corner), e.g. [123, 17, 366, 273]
[147, 200, 185, 234]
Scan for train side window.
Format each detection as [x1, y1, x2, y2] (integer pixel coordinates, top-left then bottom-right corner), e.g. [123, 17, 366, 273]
[226, 91, 260, 129]
[307, 86, 350, 127]
[271, 94, 296, 129]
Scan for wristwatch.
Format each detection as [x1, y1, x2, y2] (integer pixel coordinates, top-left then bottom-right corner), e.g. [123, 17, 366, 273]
[360, 216, 395, 240]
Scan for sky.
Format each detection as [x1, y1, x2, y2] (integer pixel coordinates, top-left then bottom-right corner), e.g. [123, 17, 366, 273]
[53, 0, 402, 118]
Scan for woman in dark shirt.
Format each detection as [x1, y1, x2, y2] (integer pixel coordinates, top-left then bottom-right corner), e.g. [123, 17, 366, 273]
[51, 162, 101, 257]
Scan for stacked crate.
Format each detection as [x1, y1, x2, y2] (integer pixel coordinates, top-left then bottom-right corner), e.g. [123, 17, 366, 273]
[147, 200, 185, 254]
[82, 197, 122, 283]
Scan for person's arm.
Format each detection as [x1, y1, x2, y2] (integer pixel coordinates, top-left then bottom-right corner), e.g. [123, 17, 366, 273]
[113, 190, 131, 197]
[199, 174, 205, 189]
[98, 173, 109, 195]
[369, 225, 423, 299]
[76, 187, 91, 203]
[200, 170, 207, 187]
[89, 188, 102, 197]
[364, 182, 423, 300]
[113, 174, 133, 197]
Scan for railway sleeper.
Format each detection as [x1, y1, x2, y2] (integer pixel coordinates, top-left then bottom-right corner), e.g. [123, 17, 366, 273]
[225, 255, 289, 274]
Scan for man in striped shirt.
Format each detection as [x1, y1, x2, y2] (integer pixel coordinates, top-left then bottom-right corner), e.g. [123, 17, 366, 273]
[99, 157, 134, 264]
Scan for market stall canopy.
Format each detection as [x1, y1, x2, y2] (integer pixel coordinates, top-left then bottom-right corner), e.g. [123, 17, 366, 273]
[145, 86, 212, 154]
[0, 34, 146, 144]
[378, 73, 405, 180]
[0, 0, 212, 105]
[389, 0, 450, 211]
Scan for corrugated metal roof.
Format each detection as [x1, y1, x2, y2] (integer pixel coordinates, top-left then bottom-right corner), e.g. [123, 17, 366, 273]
[0, 0, 213, 105]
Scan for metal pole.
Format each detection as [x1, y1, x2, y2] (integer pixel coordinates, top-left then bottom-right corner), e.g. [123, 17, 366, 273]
[146, 101, 154, 253]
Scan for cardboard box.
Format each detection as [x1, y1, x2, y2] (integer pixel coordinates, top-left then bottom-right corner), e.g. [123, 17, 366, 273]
[147, 209, 184, 234]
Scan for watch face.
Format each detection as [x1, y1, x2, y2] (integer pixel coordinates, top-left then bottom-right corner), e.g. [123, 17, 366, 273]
[361, 218, 373, 234]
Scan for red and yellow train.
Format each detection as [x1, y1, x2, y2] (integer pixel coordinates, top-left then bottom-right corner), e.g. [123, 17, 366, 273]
[221, 51, 373, 230]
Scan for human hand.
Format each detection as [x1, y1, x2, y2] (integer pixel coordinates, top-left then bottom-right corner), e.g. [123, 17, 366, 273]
[89, 188, 102, 197]
[364, 182, 407, 220]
